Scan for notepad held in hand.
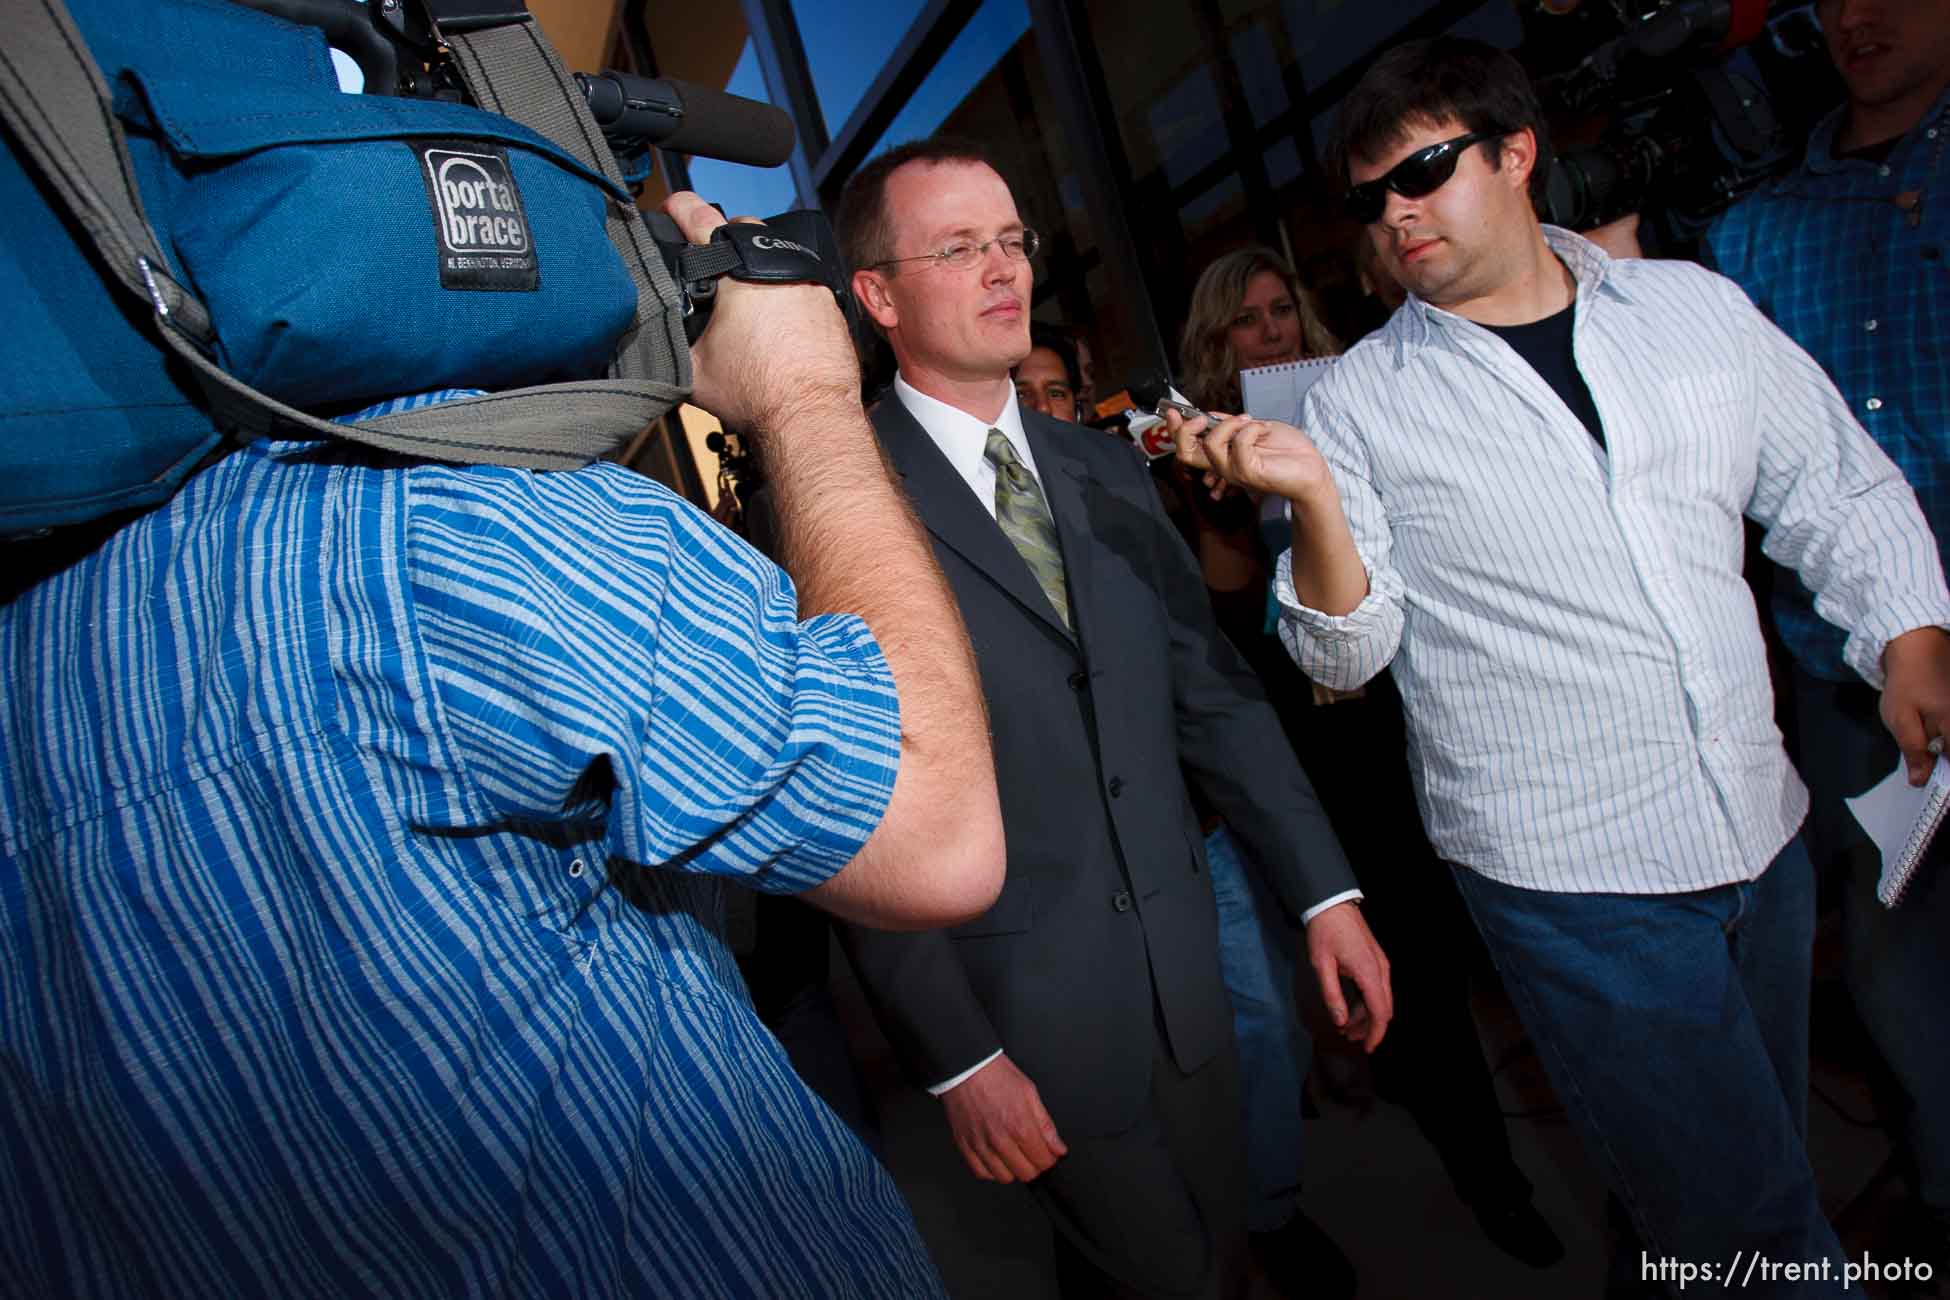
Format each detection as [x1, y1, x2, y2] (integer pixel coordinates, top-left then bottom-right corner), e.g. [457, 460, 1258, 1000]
[1845, 755, 1950, 908]
[1240, 357, 1336, 426]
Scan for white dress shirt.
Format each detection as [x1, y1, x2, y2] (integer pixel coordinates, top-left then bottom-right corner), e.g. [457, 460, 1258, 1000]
[1279, 227, 1950, 896]
[894, 372, 1041, 514]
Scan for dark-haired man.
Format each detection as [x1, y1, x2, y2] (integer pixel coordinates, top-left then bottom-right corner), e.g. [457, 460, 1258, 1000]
[835, 138, 1390, 1299]
[1175, 35, 1950, 1298]
[1705, 1, 1950, 1277]
[1013, 321, 1084, 422]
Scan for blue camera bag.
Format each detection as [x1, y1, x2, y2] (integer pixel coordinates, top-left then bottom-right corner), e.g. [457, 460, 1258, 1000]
[1, 0, 692, 538]
[83, 0, 637, 409]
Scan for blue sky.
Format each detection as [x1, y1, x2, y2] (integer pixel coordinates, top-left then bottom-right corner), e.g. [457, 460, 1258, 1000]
[679, 0, 1032, 219]
[681, 41, 800, 220]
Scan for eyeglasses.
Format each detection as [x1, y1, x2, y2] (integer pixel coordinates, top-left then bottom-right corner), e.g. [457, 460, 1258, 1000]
[1343, 130, 1506, 224]
[871, 228, 1040, 272]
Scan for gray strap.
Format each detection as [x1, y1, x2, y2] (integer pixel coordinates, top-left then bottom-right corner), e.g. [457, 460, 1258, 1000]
[678, 240, 743, 282]
[442, 19, 692, 394]
[0, 0, 213, 342]
[0, 0, 687, 470]
[176, 316, 688, 467]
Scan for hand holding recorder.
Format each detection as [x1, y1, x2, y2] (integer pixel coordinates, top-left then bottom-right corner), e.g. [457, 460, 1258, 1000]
[1166, 406, 1339, 507]
[1167, 406, 1371, 620]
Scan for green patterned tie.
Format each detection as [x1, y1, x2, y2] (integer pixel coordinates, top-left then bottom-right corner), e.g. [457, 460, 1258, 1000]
[985, 429, 1071, 629]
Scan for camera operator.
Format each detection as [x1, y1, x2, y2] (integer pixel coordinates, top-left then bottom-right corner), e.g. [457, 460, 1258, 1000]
[1702, 0, 1950, 1281]
[0, 192, 1003, 1298]
[1174, 35, 1950, 1297]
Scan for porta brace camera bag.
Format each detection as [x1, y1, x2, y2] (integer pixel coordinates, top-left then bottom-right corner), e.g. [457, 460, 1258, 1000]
[0, 0, 694, 538]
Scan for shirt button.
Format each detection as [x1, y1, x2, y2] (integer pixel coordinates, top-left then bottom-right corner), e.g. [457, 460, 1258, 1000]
[1867, 397, 1884, 412]
[569, 858, 586, 877]
[1111, 890, 1133, 913]
[1878, 164, 1892, 177]
[1108, 776, 1126, 797]
[1865, 319, 1879, 332]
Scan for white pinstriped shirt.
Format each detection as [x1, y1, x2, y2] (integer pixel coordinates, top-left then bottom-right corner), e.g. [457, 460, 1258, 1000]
[1278, 227, 1950, 895]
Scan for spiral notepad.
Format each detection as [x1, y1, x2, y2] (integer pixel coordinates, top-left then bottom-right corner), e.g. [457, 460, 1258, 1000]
[1845, 755, 1950, 908]
[1239, 357, 1337, 426]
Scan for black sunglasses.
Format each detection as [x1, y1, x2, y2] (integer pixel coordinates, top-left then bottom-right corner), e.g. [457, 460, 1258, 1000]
[1343, 130, 1507, 224]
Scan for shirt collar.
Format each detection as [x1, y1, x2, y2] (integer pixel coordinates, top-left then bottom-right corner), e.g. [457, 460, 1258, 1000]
[1803, 84, 1950, 175]
[1388, 224, 1630, 368]
[893, 372, 1038, 482]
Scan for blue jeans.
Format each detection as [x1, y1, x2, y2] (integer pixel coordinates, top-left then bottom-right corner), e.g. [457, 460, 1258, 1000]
[1452, 838, 1847, 1299]
[1204, 823, 1309, 1235]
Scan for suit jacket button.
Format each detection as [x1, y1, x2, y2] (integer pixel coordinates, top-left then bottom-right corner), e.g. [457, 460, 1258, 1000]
[1111, 890, 1132, 912]
[1108, 776, 1125, 797]
[1068, 671, 1087, 691]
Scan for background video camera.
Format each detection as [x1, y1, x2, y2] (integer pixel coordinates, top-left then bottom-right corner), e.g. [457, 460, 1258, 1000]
[1520, 0, 1841, 247]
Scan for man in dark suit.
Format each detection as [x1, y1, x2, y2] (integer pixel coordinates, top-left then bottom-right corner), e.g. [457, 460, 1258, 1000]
[832, 139, 1392, 1299]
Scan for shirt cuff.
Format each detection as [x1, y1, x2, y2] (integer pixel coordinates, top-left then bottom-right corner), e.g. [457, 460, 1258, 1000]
[1273, 555, 1386, 637]
[927, 1050, 1004, 1097]
[1844, 602, 1950, 690]
[1273, 550, 1401, 690]
[1301, 889, 1364, 925]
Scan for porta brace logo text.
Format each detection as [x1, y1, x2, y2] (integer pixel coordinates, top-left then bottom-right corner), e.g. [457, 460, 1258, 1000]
[425, 150, 530, 254]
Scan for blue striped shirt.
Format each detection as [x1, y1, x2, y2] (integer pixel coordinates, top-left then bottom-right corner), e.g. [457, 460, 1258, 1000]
[1705, 90, 1950, 682]
[0, 439, 943, 1298]
[1277, 227, 1950, 894]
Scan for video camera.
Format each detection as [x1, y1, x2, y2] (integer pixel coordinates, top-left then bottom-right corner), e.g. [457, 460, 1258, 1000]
[1522, 0, 1841, 246]
[232, 0, 848, 342]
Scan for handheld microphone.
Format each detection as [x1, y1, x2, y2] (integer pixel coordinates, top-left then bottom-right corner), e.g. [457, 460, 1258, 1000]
[1126, 369, 1208, 424]
[1122, 369, 1212, 460]
[576, 72, 796, 169]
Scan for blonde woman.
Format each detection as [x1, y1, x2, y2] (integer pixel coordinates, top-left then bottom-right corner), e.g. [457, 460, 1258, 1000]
[1178, 247, 1340, 413]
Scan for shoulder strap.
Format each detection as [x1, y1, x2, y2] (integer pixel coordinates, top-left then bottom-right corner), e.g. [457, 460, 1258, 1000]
[0, 0, 688, 471]
[440, 14, 692, 397]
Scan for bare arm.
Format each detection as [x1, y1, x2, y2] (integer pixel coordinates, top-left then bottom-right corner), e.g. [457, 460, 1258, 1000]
[1168, 408, 1368, 615]
[663, 194, 1002, 931]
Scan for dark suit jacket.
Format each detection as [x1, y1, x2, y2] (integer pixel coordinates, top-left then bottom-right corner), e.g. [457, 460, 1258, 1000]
[841, 395, 1355, 1140]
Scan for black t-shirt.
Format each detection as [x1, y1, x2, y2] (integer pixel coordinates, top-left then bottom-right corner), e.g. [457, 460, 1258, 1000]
[1481, 302, 1606, 450]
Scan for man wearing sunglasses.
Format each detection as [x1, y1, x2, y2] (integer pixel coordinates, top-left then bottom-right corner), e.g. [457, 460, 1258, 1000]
[834, 137, 1392, 1299]
[1174, 36, 1950, 1298]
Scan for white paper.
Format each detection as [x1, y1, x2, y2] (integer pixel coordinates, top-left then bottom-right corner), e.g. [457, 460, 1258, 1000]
[1846, 754, 1950, 874]
[1240, 357, 1336, 426]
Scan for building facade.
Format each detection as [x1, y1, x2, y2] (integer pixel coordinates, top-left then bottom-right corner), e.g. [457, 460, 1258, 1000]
[566, 0, 1530, 501]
